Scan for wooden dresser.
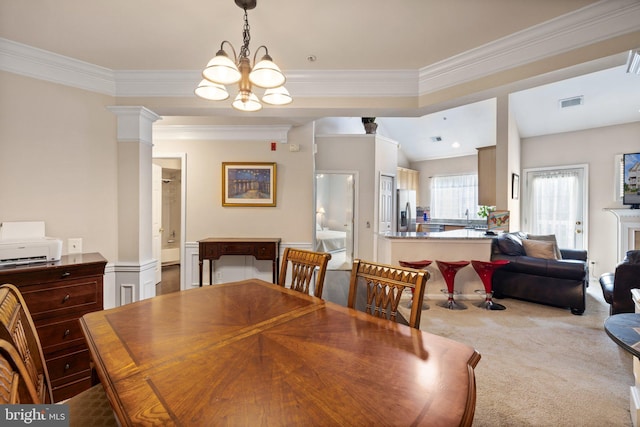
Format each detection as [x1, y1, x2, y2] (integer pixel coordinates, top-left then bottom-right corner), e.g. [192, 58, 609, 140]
[0, 252, 106, 402]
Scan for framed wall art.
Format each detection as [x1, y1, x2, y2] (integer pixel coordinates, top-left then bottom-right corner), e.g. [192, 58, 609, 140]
[222, 162, 277, 207]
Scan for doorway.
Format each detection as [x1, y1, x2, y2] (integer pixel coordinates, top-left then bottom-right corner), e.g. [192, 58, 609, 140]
[315, 172, 356, 270]
[152, 154, 186, 294]
[522, 164, 588, 250]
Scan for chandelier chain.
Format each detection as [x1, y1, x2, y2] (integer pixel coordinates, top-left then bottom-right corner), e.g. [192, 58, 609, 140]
[240, 8, 251, 59]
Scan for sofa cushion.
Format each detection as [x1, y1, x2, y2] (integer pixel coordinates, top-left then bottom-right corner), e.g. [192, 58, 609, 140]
[527, 234, 563, 259]
[522, 239, 559, 260]
[497, 233, 526, 256]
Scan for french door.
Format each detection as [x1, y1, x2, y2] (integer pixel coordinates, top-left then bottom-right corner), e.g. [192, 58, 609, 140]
[522, 165, 588, 250]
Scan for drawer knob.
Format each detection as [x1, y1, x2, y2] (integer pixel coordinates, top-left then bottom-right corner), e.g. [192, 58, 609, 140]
[62, 294, 70, 303]
[61, 272, 71, 278]
[64, 363, 71, 371]
[63, 329, 71, 337]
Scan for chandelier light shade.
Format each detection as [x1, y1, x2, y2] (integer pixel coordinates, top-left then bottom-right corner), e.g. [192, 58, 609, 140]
[262, 86, 292, 106]
[195, 79, 230, 101]
[195, 0, 292, 111]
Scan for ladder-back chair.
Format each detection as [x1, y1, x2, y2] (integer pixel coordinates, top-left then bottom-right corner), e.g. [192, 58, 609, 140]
[347, 259, 429, 329]
[278, 248, 331, 298]
[0, 284, 118, 426]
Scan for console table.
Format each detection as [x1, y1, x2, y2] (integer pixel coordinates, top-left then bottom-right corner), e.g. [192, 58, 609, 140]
[198, 238, 281, 286]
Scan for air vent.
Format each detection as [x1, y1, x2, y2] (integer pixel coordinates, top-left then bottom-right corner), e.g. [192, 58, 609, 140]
[559, 96, 584, 109]
[430, 136, 443, 142]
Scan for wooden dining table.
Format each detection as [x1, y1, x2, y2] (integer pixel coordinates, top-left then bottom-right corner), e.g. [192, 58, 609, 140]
[80, 279, 481, 426]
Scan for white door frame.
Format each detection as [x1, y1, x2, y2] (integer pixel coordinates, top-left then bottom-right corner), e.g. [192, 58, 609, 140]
[153, 153, 187, 290]
[522, 163, 589, 251]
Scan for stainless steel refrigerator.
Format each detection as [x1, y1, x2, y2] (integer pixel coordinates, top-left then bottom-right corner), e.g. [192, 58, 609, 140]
[397, 189, 416, 232]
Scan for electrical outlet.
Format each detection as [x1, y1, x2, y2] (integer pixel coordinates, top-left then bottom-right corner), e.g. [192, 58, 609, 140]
[215, 272, 223, 281]
[68, 238, 82, 254]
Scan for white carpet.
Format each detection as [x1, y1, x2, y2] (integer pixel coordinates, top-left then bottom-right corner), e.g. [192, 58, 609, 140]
[400, 282, 633, 426]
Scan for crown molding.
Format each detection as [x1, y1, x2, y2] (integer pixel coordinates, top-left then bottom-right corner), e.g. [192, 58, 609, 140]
[418, 0, 640, 95]
[0, 38, 115, 95]
[2, 1, 639, 100]
[153, 125, 291, 143]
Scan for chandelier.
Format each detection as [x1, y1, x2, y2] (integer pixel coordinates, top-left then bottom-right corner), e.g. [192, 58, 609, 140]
[195, 0, 292, 112]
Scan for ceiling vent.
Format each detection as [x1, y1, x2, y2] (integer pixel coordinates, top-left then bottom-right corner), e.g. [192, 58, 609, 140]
[430, 136, 443, 142]
[559, 96, 584, 109]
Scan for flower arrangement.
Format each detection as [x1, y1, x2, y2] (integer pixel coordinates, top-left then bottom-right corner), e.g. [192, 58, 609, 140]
[477, 205, 495, 219]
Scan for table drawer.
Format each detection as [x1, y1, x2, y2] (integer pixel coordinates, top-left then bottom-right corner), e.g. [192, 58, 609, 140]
[21, 279, 101, 317]
[47, 347, 91, 382]
[37, 318, 86, 352]
[253, 243, 275, 260]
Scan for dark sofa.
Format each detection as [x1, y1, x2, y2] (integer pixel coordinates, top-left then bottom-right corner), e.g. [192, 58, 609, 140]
[598, 250, 640, 315]
[490, 232, 589, 315]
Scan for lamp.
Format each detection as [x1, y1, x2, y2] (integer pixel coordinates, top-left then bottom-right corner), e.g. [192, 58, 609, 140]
[626, 49, 640, 75]
[195, 0, 292, 111]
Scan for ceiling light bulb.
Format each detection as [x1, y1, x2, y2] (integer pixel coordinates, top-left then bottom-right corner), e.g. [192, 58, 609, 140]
[452, 142, 461, 148]
[195, 79, 229, 101]
[232, 92, 262, 112]
[262, 86, 292, 106]
[203, 50, 241, 85]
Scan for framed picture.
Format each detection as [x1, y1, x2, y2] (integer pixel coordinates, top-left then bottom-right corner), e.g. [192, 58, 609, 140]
[487, 210, 510, 232]
[512, 173, 520, 200]
[222, 162, 277, 207]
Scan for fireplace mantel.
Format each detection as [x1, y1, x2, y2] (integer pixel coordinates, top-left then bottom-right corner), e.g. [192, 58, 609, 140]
[606, 208, 640, 260]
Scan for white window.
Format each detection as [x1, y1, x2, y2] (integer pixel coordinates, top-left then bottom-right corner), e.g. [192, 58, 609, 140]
[430, 174, 479, 219]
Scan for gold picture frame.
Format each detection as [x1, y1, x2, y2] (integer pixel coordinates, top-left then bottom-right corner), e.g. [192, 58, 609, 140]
[222, 162, 277, 207]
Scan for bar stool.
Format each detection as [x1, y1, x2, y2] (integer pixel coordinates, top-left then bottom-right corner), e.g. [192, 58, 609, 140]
[436, 261, 469, 310]
[398, 260, 432, 310]
[471, 260, 510, 310]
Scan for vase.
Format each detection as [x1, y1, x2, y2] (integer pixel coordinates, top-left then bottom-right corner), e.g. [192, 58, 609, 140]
[363, 122, 378, 134]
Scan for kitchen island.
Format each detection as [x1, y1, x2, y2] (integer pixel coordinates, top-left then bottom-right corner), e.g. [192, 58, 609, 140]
[377, 229, 496, 300]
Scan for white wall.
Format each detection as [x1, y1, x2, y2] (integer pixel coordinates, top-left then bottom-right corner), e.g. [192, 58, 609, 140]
[152, 123, 315, 245]
[0, 71, 119, 261]
[522, 121, 640, 274]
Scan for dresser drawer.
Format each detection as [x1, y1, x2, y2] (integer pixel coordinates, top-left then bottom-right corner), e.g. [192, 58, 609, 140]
[21, 279, 101, 317]
[46, 347, 91, 382]
[52, 376, 93, 402]
[0, 262, 103, 286]
[37, 317, 87, 352]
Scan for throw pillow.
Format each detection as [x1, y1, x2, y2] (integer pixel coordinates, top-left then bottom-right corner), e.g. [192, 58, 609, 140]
[522, 239, 558, 260]
[624, 250, 640, 264]
[527, 234, 563, 260]
[497, 233, 526, 256]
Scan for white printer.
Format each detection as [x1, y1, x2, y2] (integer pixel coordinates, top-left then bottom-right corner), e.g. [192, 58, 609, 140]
[0, 221, 63, 267]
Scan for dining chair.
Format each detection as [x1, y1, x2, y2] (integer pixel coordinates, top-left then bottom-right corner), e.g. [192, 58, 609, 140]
[0, 338, 35, 404]
[347, 259, 429, 329]
[0, 284, 118, 426]
[278, 248, 332, 298]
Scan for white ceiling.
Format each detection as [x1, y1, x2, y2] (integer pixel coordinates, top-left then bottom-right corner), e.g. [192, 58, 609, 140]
[1, 0, 639, 162]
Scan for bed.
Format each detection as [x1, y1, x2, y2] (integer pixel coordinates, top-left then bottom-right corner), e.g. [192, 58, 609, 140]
[315, 227, 347, 253]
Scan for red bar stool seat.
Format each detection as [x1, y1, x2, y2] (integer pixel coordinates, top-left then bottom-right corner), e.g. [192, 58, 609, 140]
[436, 260, 469, 310]
[471, 260, 510, 310]
[399, 260, 432, 310]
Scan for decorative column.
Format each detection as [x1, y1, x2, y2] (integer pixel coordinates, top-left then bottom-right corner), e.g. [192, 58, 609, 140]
[108, 106, 161, 306]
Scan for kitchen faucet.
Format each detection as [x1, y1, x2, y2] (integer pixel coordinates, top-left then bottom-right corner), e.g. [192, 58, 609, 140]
[465, 209, 470, 225]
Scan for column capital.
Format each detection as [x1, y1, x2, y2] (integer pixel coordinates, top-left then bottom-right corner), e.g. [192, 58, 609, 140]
[107, 106, 161, 145]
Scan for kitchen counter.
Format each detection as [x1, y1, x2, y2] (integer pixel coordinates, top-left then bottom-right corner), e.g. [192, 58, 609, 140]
[384, 229, 495, 240]
[377, 230, 495, 299]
